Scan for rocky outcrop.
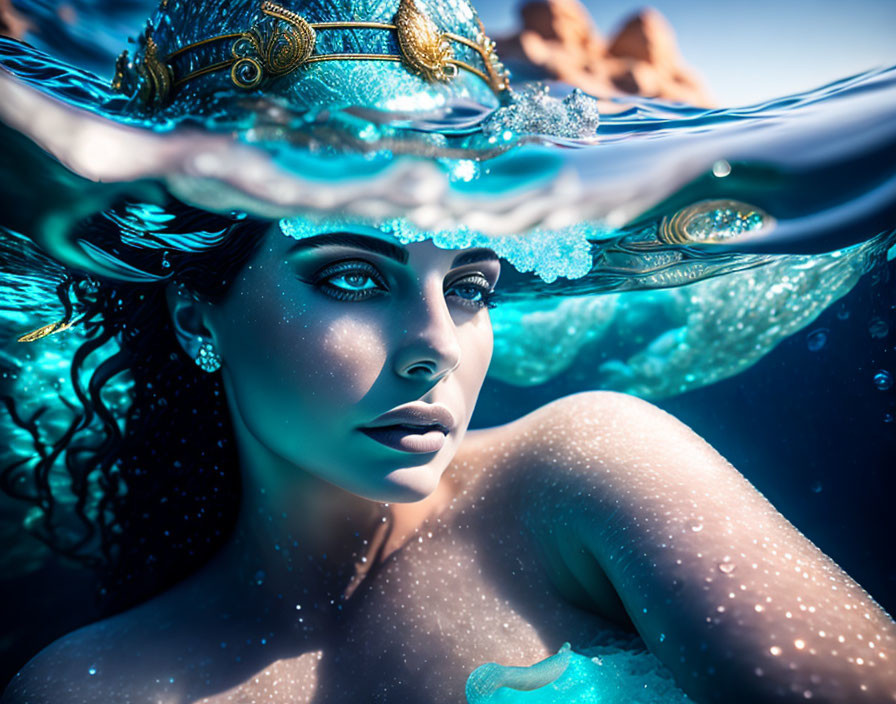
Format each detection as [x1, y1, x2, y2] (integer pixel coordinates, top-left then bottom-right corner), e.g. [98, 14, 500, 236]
[0, 0, 29, 40]
[495, 0, 713, 106]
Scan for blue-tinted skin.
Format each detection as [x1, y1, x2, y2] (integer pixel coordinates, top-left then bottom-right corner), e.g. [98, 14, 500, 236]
[3, 228, 895, 704]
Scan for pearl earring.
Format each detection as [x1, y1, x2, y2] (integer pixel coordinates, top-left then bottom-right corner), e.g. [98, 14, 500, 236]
[195, 340, 221, 373]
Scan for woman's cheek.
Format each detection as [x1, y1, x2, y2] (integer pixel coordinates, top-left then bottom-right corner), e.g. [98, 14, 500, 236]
[319, 316, 389, 402]
[245, 312, 384, 411]
[460, 314, 493, 389]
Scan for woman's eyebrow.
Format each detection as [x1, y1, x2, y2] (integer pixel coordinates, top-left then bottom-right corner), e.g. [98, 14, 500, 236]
[286, 232, 409, 264]
[451, 248, 499, 267]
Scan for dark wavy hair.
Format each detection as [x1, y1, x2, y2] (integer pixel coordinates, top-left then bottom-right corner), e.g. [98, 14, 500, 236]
[1, 199, 270, 612]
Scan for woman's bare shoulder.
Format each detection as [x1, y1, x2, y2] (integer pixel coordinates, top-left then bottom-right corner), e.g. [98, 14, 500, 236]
[457, 391, 689, 481]
[3, 615, 122, 703]
[2, 595, 190, 704]
[447, 390, 697, 534]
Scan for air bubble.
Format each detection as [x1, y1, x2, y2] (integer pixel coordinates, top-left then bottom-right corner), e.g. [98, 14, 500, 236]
[712, 160, 732, 178]
[874, 370, 893, 391]
[806, 328, 828, 351]
[869, 317, 889, 339]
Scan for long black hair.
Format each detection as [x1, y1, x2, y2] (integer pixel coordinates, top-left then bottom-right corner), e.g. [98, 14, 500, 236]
[1, 198, 269, 612]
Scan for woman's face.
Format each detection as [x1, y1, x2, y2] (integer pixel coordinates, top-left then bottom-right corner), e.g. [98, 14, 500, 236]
[197, 225, 499, 502]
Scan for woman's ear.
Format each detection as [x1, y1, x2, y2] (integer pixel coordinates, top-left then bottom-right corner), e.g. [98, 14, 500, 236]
[164, 283, 217, 361]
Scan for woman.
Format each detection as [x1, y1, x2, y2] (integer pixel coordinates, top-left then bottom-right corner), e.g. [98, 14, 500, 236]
[1, 0, 895, 702]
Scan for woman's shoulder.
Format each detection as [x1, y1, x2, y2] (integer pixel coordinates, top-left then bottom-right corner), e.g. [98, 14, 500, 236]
[3, 595, 191, 704]
[459, 391, 682, 479]
[3, 615, 120, 703]
[455, 390, 717, 539]
[451, 390, 688, 527]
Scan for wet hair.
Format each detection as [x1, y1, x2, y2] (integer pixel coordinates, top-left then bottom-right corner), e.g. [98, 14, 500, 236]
[1, 199, 269, 612]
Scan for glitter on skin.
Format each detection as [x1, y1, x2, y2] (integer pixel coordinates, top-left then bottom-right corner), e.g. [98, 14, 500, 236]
[5, 234, 896, 703]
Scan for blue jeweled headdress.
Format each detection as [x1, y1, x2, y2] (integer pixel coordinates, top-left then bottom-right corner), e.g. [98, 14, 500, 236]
[111, 0, 510, 115]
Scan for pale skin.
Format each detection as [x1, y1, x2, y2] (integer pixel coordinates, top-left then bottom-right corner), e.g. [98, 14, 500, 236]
[3, 228, 895, 704]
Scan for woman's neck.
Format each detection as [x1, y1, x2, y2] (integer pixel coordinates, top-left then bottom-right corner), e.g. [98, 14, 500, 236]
[190, 392, 395, 624]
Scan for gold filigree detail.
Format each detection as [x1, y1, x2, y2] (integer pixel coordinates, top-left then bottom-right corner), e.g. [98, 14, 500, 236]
[659, 199, 773, 245]
[474, 18, 509, 92]
[228, 2, 316, 89]
[111, 49, 130, 93]
[137, 33, 174, 108]
[110, 32, 174, 107]
[17, 319, 76, 343]
[113, 0, 510, 109]
[261, 1, 306, 29]
[394, 0, 455, 82]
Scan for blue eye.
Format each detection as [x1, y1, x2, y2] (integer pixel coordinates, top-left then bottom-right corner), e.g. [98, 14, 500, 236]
[446, 276, 496, 310]
[314, 260, 386, 301]
[310, 260, 497, 309]
[452, 284, 483, 301]
[329, 272, 379, 292]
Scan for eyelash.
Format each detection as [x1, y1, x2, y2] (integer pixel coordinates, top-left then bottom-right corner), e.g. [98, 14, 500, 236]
[312, 259, 498, 310]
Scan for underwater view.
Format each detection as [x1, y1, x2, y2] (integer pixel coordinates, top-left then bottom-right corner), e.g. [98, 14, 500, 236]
[1, 0, 895, 702]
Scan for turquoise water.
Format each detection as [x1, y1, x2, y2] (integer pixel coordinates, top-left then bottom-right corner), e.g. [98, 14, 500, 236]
[1, 1, 895, 701]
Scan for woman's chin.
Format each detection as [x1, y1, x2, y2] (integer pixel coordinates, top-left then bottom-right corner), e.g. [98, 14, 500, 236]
[376, 466, 444, 503]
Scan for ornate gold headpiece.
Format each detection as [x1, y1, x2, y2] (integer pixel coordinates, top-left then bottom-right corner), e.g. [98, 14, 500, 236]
[112, 0, 510, 110]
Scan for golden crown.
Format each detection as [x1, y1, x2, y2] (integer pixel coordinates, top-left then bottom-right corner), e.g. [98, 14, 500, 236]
[112, 0, 511, 110]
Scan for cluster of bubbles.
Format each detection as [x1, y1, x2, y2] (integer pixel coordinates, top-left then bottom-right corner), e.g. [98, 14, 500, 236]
[683, 206, 765, 242]
[481, 85, 601, 142]
[279, 215, 594, 284]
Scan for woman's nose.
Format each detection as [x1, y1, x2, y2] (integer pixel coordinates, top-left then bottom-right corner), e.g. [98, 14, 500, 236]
[393, 287, 461, 383]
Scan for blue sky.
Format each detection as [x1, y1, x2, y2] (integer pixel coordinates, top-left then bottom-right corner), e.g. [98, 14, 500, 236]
[475, 0, 896, 106]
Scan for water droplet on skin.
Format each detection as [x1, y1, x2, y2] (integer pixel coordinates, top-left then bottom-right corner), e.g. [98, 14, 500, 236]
[690, 523, 703, 532]
[873, 370, 893, 391]
[869, 317, 889, 339]
[770, 646, 782, 656]
[806, 328, 828, 351]
[718, 561, 736, 574]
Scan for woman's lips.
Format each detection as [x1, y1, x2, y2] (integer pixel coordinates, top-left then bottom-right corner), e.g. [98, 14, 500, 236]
[359, 424, 447, 453]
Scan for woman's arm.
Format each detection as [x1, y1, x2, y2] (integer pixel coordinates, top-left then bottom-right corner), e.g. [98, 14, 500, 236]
[516, 392, 896, 704]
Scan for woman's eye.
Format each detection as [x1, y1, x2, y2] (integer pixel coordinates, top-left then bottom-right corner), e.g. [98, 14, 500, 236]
[314, 261, 386, 301]
[446, 276, 497, 310]
[329, 272, 378, 291]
